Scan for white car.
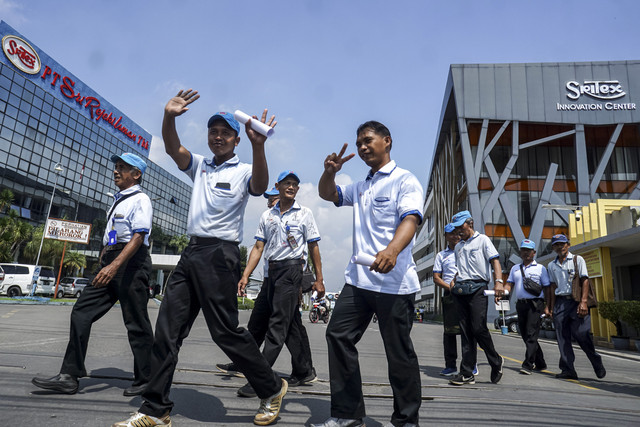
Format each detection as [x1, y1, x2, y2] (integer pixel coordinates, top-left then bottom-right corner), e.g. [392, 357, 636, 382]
[0, 264, 56, 297]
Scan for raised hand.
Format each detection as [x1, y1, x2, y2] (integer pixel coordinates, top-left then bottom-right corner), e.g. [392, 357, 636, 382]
[165, 89, 200, 117]
[246, 109, 276, 146]
[324, 143, 355, 174]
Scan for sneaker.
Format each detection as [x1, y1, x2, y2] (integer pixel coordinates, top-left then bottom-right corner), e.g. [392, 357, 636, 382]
[534, 363, 547, 371]
[555, 371, 578, 380]
[287, 367, 317, 386]
[123, 383, 147, 396]
[491, 356, 504, 384]
[310, 417, 365, 427]
[472, 364, 479, 376]
[519, 367, 533, 375]
[253, 378, 288, 426]
[111, 411, 171, 427]
[216, 362, 245, 378]
[237, 382, 257, 398]
[31, 373, 79, 394]
[439, 367, 457, 376]
[595, 366, 606, 379]
[448, 373, 475, 386]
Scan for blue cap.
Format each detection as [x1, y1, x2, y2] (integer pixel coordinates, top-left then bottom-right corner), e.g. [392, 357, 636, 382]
[520, 239, 536, 250]
[277, 170, 300, 183]
[263, 186, 279, 198]
[111, 152, 147, 175]
[451, 210, 472, 227]
[551, 234, 569, 245]
[444, 223, 455, 233]
[207, 112, 240, 135]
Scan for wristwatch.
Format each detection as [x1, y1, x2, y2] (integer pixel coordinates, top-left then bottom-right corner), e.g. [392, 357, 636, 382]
[495, 279, 504, 283]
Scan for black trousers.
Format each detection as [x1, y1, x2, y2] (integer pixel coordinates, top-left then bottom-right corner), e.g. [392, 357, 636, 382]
[442, 291, 464, 369]
[453, 284, 501, 376]
[247, 264, 313, 377]
[60, 245, 153, 386]
[140, 240, 281, 417]
[516, 298, 546, 370]
[326, 284, 421, 425]
[553, 297, 604, 375]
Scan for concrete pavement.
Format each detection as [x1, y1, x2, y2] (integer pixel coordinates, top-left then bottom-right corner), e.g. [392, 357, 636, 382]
[1, 300, 639, 426]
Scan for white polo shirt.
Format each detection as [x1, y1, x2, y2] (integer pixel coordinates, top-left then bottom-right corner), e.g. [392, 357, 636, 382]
[255, 201, 321, 262]
[102, 184, 152, 246]
[454, 231, 499, 282]
[183, 153, 254, 242]
[506, 260, 550, 299]
[336, 160, 423, 295]
[433, 247, 457, 285]
[547, 251, 588, 296]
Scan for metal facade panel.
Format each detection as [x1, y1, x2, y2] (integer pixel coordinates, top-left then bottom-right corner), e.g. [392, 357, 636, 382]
[542, 64, 564, 124]
[478, 65, 496, 119]
[557, 63, 580, 124]
[627, 62, 640, 122]
[463, 65, 481, 118]
[525, 64, 545, 122]
[510, 64, 528, 120]
[494, 65, 512, 119]
[609, 62, 634, 123]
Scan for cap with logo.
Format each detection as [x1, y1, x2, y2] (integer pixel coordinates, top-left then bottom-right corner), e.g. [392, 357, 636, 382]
[551, 234, 569, 245]
[263, 186, 279, 198]
[444, 223, 455, 233]
[277, 170, 300, 183]
[207, 112, 241, 135]
[520, 239, 536, 250]
[451, 210, 472, 227]
[111, 152, 147, 175]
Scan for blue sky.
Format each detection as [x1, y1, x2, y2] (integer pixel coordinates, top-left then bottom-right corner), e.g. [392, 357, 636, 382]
[2, 0, 639, 291]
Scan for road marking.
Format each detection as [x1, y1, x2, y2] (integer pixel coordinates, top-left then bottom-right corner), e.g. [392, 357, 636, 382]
[1, 309, 18, 319]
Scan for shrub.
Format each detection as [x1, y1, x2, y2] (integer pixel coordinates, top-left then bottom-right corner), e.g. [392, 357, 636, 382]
[598, 301, 625, 337]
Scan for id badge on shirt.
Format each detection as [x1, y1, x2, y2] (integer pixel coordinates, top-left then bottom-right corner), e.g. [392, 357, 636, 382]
[286, 233, 298, 249]
[108, 229, 117, 245]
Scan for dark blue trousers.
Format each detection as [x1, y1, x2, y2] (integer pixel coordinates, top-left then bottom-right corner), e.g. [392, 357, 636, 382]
[553, 297, 604, 375]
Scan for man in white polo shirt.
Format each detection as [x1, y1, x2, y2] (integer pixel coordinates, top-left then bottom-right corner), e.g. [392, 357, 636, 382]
[504, 239, 550, 375]
[315, 121, 424, 427]
[113, 90, 286, 427]
[448, 210, 505, 387]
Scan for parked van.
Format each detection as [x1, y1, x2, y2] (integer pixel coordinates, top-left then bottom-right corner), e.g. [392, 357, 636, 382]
[0, 264, 56, 297]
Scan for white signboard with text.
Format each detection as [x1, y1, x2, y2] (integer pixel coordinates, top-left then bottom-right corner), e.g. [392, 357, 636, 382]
[44, 218, 91, 244]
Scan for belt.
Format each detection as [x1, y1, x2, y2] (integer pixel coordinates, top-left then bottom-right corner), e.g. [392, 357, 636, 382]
[104, 242, 127, 252]
[556, 295, 573, 300]
[269, 259, 304, 269]
[189, 236, 236, 246]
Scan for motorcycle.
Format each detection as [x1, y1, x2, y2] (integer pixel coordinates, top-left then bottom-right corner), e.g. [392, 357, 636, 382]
[309, 301, 330, 323]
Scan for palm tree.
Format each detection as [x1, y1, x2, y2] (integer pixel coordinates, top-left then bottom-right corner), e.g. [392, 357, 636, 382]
[23, 224, 64, 266]
[0, 210, 33, 262]
[63, 250, 87, 276]
[0, 188, 14, 213]
[168, 234, 189, 254]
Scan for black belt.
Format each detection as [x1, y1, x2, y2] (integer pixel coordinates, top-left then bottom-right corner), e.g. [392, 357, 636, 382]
[104, 242, 127, 252]
[556, 295, 573, 300]
[269, 259, 304, 269]
[189, 236, 236, 246]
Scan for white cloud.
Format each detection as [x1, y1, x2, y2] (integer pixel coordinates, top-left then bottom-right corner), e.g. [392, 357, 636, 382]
[0, 0, 27, 25]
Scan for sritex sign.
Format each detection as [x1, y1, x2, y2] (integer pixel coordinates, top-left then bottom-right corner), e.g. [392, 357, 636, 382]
[557, 79, 637, 111]
[0, 21, 151, 155]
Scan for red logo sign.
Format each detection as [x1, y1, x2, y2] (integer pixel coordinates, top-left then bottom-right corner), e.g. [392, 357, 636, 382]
[2, 35, 41, 74]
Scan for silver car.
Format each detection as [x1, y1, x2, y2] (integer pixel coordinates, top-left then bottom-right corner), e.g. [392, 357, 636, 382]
[60, 277, 90, 298]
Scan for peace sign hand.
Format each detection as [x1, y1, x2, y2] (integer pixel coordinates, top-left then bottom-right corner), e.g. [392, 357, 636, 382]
[324, 143, 355, 174]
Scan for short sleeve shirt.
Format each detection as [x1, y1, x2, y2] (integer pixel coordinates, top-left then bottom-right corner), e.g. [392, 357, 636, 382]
[506, 260, 550, 299]
[433, 247, 457, 285]
[454, 231, 499, 282]
[255, 201, 321, 262]
[547, 252, 588, 296]
[182, 153, 254, 242]
[335, 160, 424, 295]
[102, 184, 152, 246]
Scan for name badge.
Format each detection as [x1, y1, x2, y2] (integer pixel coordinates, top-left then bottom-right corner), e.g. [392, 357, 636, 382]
[108, 230, 117, 245]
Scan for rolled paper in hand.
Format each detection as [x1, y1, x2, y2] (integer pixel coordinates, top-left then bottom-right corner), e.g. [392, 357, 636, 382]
[351, 253, 376, 267]
[484, 289, 510, 296]
[234, 110, 275, 138]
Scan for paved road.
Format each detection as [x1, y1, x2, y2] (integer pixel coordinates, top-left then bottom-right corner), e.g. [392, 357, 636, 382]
[1, 301, 639, 426]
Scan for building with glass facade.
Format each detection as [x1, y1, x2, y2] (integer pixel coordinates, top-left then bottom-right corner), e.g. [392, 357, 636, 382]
[413, 60, 640, 316]
[0, 21, 190, 274]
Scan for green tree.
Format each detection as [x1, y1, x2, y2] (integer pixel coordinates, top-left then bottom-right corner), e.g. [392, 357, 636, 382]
[63, 250, 87, 276]
[240, 245, 248, 271]
[0, 210, 33, 262]
[168, 234, 189, 254]
[23, 224, 65, 267]
[0, 188, 14, 213]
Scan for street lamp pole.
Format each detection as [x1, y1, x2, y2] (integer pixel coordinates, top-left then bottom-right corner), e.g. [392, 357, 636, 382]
[30, 163, 64, 296]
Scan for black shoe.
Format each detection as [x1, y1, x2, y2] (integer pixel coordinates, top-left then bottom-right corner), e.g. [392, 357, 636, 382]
[237, 382, 257, 398]
[519, 367, 533, 375]
[310, 417, 365, 427]
[449, 373, 475, 386]
[216, 362, 245, 378]
[491, 356, 504, 384]
[32, 373, 79, 394]
[287, 367, 317, 387]
[595, 366, 607, 379]
[123, 383, 147, 396]
[533, 363, 547, 371]
[555, 371, 578, 380]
